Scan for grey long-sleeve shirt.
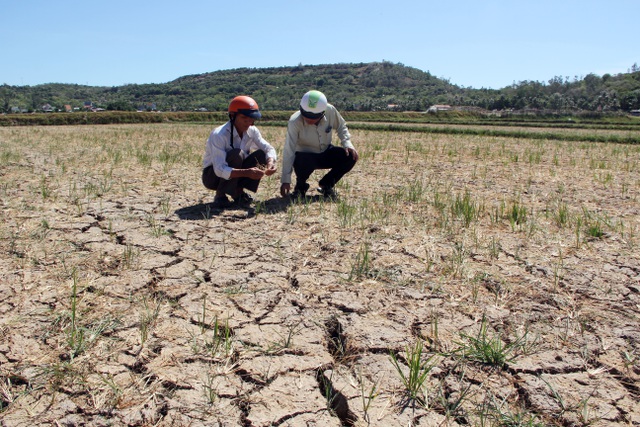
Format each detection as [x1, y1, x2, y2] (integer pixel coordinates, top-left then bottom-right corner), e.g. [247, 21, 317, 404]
[280, 104, 353, 184]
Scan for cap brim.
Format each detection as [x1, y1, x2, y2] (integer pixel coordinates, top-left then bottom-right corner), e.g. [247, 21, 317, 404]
[300, 108, 324, 120]
[239, 109, 261, 119]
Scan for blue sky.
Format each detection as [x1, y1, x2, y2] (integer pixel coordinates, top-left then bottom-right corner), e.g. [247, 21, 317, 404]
[2, 0, 637, 89]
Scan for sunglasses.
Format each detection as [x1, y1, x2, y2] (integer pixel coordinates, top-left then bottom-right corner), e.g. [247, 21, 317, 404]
[299, 107, 324, 120]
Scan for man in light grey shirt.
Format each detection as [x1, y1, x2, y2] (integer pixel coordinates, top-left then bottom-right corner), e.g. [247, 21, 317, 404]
[280, 90, 358, 199]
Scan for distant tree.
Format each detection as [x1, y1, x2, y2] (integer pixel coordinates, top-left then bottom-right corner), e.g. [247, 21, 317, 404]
[0, 85, 11, 113]
[621, 90, 640, 111]
[106, 100, 135, 111]
[583, 73, 602, 96]
[549, 93, 564, 110]
[548, 76, 565, 93]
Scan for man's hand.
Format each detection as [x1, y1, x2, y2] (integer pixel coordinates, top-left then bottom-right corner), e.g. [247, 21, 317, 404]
[264, 159, 277, 176]
[346, 148, 359, 162]
[280, 183, 291, 197]
[244, 167, 265, 180]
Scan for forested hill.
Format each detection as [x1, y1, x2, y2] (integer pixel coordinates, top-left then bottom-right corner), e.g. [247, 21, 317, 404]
[167, 62, 460, 112]
[2, 61, 640, 113]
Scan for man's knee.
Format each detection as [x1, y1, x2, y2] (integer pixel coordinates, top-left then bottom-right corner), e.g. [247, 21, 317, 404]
[202, 167, 220, 190]
[253, 149, 267, 165]
[226, 148, 244, 168]
[293, 152, 314, 173]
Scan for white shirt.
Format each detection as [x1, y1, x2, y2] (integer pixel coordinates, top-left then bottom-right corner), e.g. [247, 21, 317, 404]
[203, 121, 277, 180]
[280, 104, 353, 184]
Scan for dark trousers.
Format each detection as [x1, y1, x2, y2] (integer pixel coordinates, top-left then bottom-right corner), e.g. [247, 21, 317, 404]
[202, 149, 267, 196]
[293, 145, 356, 191]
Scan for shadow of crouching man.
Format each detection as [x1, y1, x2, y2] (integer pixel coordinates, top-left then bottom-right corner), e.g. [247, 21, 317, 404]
[174, 195, 291, 220]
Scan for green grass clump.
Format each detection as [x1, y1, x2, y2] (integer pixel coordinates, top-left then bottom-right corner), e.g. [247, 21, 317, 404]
[453, 315, 525, 369]
[451, 191, 481, 227]
[390, 339, 438, 406]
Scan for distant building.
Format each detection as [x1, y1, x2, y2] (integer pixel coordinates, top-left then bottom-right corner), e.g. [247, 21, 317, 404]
[64, 105, 72, 113]
[137, 102, 157, 112]
[631, 109, 640, 117]
[427, 104, 452, 113]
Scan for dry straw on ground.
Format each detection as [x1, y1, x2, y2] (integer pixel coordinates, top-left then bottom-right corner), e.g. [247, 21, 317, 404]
[1, 123, 639, 426]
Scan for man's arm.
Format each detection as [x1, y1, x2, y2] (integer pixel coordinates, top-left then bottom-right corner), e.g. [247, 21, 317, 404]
[229, 168, 265, 180]
[328, 106, 354, 150]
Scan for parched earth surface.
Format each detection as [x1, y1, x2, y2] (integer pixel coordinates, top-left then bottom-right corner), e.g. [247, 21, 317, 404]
[0, 123, 639, 426]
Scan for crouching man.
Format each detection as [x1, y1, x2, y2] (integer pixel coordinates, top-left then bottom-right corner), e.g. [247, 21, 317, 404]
[280, 90, 358, 200]
[202, 96, 277, 208]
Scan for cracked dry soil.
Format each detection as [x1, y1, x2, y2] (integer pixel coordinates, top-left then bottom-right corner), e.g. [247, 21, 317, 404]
[0, 123, 639, 426]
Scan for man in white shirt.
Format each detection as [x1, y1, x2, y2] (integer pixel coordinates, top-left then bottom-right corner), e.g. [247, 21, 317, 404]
[202, 96, 277, 208]
[280, 90, 358, 200]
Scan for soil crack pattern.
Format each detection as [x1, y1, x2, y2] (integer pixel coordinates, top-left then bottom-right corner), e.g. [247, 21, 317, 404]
[1, 123, 639, 426]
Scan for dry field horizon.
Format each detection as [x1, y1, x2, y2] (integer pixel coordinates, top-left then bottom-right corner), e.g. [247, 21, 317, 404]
[1, 122, 639, 427]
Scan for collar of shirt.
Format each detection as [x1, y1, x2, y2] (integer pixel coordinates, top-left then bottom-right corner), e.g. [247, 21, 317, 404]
[227, 122, 246, 147]
[302, 116, 326, 127]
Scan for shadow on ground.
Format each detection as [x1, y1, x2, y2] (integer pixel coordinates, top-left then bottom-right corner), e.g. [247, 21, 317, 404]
[174, 196, 295, 220]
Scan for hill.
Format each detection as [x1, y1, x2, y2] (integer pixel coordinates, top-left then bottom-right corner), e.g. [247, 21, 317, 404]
[2, 61, 640, 113]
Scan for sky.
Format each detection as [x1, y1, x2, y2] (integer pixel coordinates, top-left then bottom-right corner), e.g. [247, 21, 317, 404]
[1, 0, 638, 90]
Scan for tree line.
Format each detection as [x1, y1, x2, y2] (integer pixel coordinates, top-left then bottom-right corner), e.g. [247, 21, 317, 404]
[1, 61, 639, 114]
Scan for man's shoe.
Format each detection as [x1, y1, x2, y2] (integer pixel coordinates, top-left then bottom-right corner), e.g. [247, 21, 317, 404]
[234, 192, 254, 205]
[289, 189, 306, 200]
[212, 195, 233, 208]
[318, 186, 338, 199]
[290, 183, 309, 200]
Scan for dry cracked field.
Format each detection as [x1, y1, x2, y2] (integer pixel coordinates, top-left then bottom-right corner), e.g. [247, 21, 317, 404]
[1, 122, 639, 427]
